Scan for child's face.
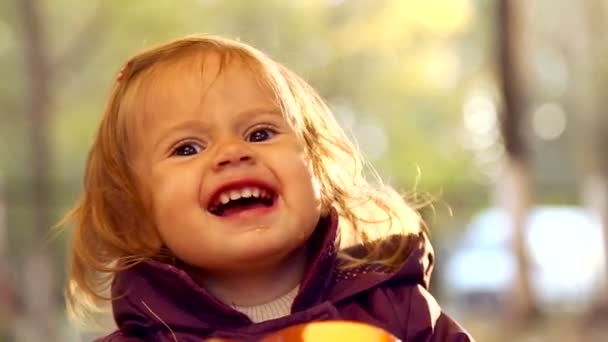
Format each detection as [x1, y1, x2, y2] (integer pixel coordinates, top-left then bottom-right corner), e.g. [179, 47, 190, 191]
[131, 54, 322, 273]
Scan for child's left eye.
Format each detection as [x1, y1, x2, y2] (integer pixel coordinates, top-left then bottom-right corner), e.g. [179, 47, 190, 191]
[171, 142, 204, 157]
[247, 127, 276, 143]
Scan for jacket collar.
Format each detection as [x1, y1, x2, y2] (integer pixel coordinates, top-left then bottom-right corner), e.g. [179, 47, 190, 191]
[328, 232, 434, 303]
[111, 209, 339, 331]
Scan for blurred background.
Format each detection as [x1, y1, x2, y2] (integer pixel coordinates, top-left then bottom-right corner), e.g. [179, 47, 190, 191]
[1, 0, 607, 341]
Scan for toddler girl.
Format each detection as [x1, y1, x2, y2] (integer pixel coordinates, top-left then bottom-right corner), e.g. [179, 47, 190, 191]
[61, 35, 473, 341]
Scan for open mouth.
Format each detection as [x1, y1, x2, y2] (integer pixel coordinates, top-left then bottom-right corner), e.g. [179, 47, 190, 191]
[208, 185, 276, 217]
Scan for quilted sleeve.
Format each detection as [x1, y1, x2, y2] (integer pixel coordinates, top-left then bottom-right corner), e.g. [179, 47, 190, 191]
[390, 284, 474, 342]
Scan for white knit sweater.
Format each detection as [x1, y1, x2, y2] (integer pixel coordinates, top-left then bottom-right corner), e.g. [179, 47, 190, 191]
[232, 286, 299, 323]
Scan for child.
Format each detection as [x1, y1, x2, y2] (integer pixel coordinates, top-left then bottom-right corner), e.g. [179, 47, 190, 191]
[61, 35, 473, 341]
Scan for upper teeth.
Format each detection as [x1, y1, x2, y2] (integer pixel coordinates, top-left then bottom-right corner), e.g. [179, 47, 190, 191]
[217, 186, 269, 205]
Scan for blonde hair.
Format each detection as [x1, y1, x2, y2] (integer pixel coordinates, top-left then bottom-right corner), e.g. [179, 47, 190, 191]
[60, 35, 423, 321]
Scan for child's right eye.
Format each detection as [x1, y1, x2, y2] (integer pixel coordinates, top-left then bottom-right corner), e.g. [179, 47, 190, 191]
[171, 142, 204, 157]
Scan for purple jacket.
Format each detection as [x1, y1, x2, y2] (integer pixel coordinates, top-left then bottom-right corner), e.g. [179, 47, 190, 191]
[98, 211, 473, 341]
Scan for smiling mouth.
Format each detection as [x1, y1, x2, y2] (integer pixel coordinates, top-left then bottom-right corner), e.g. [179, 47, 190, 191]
[208, 186, 276, 217]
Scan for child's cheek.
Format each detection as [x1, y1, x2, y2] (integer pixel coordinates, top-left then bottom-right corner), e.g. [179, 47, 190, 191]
[149, 166, 189, 214]
[311, 176, 323, 206]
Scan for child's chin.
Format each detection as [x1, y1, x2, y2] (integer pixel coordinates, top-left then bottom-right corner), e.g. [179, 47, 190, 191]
[236, 237, 301, 261]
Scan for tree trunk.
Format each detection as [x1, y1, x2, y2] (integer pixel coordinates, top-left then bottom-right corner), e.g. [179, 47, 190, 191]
[565, 0, 608, 326]
[495, 0, 539, 323]
[16, 0, 58, 340]
[0, 175, 17, 341]
[580, 0, 608, 302]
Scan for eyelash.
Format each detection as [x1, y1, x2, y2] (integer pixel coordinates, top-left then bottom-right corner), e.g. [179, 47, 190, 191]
[169, 124, 279, 157]
[170, 140, 205, 157]
[246, 124, 278, 142]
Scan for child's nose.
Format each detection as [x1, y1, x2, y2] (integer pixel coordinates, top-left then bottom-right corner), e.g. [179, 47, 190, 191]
[211, 140, 255, 170]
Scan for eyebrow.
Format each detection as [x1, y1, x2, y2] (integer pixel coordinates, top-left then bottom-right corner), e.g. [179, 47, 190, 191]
[153, 120, 209, 152]
[235, 107, 285, 132]
[153, 106, 283, 151]
[238, 106, 283, 118]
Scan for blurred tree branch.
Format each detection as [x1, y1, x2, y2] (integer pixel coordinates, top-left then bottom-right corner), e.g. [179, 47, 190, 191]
[51, 2, 108, 80]
[16, 0, 56, 339]
[0, 174, 17, 339]
[496, 0, 539, 324]
[0, 96, 19, 120]
[11, 0, 107, 340]
[567, 0, 608, 326]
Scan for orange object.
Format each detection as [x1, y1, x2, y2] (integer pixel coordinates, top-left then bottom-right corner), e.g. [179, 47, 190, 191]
[260, 321, 399, 342]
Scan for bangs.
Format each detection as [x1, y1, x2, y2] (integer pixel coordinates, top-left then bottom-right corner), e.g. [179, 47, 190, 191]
[119, 50, 225, 140]
[118, 47, 291, 148]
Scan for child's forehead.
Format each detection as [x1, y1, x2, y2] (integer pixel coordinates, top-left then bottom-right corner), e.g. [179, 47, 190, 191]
[140, 51, 262, 100]
[127, 51, 279, 122]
